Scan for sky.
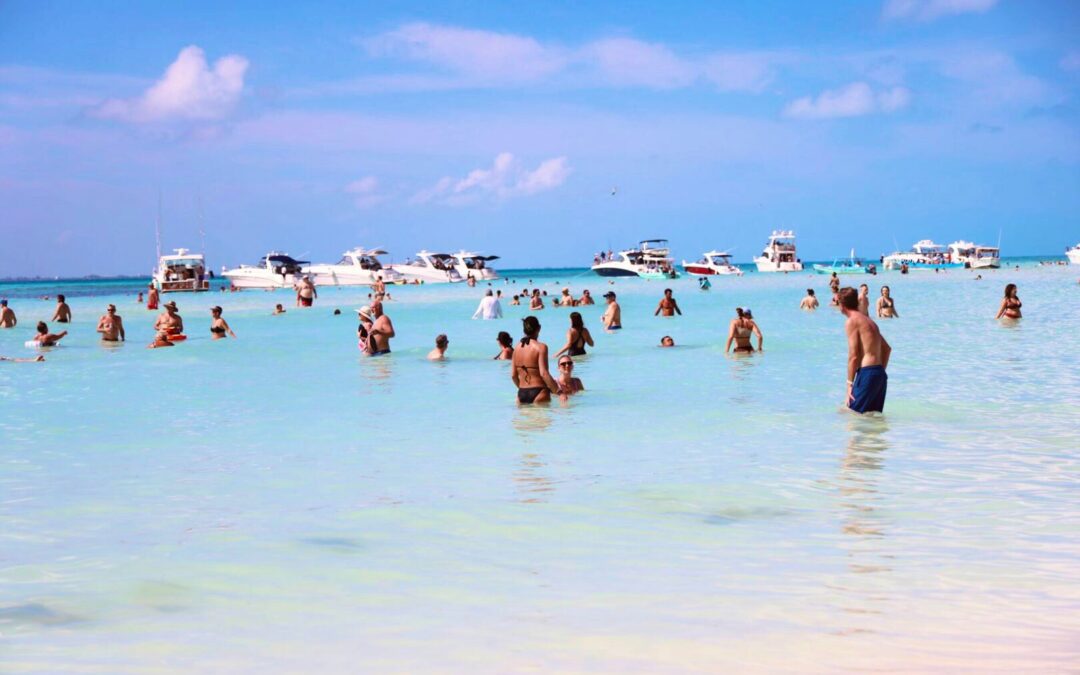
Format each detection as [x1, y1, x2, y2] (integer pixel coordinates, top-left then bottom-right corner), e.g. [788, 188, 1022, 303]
[1, 0, 1078, 276]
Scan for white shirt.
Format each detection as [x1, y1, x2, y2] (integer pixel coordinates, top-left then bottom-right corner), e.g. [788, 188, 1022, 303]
[472, 295, 503, 320]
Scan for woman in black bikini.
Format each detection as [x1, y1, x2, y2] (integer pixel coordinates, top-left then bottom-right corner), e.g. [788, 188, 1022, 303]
[209, 306, 236, 339]
[995, 283, 1022, 320]
[876, 286, 899, 318]
[511, 316, 561, 404]
[554, 311, 594, 358]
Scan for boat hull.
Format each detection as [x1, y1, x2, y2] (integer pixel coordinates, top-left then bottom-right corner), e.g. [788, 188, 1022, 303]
[813, 265, 868, 275]
[305, 266, 402, 287]
[682, 263, 742, 276]
[222, 271, 302, 289]
[1067, 249, 1080, 265]
[593, 265, 642, 277]
[157, 280, 210, 293]
[387, 266, 462, 283]
[754, 259, 803, 273]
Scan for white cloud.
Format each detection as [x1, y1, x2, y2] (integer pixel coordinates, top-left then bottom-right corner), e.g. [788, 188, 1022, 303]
[412, 153, 570, 205]
[94, 45, 248, 122]
[882, 0, 997, 22]
[784, 82, 911, 119]
[344, 176, 387, 209]
[585, 38, 695, 89]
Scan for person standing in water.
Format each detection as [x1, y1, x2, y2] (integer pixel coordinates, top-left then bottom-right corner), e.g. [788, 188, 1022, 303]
[96, 304, 125, 342]
[472, 289, 503, 319]
[146, 284, 159, 310]
[52, 295, 72, 323]
[699, 277, 712, 291]
[155, 301, 183, 337]
[209, 306, 236, 339]
[800, 289, 819, 310]
[654, 288, 682, 317]
[555, 311, 594, 358]
[876, 286, 899, 318]
[725, 307, 763, 354]
[511, 316, 561, 404]
[0, 299, 16, 328]
[578, 289, 595, 305]
[601, 292, 621, 329]
[368, 301, 395, 355]
[857, 284, 870, 315]
[529, 289, 544, 310]
[839, 287, 891, 414]
[296, 276, 317, 307]
[995, 283, 1022, 320]
[428, 334, 449, 360]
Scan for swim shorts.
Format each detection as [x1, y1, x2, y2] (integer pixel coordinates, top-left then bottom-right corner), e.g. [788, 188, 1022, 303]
[849, 365, 887, 414]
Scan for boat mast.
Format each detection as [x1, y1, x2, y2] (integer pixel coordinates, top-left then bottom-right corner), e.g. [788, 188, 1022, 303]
[155, 190, 163, 263]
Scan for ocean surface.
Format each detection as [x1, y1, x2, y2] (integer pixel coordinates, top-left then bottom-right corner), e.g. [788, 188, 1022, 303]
[1, 258, 1078, 672]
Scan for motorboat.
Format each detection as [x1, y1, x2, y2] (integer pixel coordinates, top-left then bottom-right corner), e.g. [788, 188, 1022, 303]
[451, 251, 499, 281]
[947, 241, 1000, 269]
[814, 250, 875, 275]
[592, 239, 680, 279]
[304, 247, 403, 287]
[882, 240, 965, 271]
[387, 251, 463, 283]
[753, 230, 803, 272]
[1066, 243, 1080, 265]
[222, 252, 309, 289]
[682, 251, 743, 276]
[153, 248, 210, 293]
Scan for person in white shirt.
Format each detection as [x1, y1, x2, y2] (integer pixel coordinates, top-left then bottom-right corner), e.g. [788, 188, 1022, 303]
[472, 289, 503, 320]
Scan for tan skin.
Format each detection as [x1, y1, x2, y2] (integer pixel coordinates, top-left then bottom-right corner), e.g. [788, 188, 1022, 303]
[554, 323, 594, 358]
[857, 286, 870, 316]
[0, 304, 16, 328]
[601, 298, 621, 328]
[96, 308, 125, 341]
[147, 286, 159, 309]
[996, 286, 1022, 320]
[654, 290, 682, 317]
[842, 303, 892, 405]
[52, 300, 72, 323]
[578, 291, 594, 305]
[556, 359, 585, 394]
[725, 314, 763, 353]
[369, 302, 395, 353]
[529, 291, 544, 310]
[148, 332, 174, 349]
[155, 307, 183, 334]
[34, 326, 68, 346]
[210, 310, 236, 339]
[511, 328, 561, 404]
[800, 292, 819, 310]
[876, 287, 898, 318]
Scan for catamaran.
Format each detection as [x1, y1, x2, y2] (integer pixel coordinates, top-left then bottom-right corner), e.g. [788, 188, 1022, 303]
[681, 251, 743, 276]
[592, 240, 679, 279]
[753, 231, 803, 272]
[304, 247, 403, 286]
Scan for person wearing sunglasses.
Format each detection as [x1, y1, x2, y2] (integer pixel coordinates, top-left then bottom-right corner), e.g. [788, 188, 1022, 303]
[555, 356, 585, 396]
[96, 304, 125, 342]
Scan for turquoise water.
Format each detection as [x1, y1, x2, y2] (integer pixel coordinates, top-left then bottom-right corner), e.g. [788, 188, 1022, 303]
[1, 261, 1078, 672]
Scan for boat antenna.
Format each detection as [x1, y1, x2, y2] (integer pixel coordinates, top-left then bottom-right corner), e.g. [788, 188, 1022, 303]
[155, 190, 163, 263]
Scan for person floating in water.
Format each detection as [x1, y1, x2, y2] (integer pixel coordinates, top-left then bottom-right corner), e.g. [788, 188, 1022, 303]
[699, 277, 711, 291]
[725, 307, 762, 354]
[428, 334, 449, 360]
[555, 355, 584, 395]
[33, 321, 67, 347]
[511, 316, 561, 404]
[1, 354, 44, 362]
[210, 306, 236, 339]
[96, 304, 125, 342]
[876, 286, 898, 318]
[995, 283, 1022, 320]
[800, 288, 819, 310]
[555, 311, 594, 358]
[654, 288, 682, 317]
[273, 304, 286, 315]
[601, 292, 621, 329]
[839, 287, 891, 414]
[52, 295, 72, 323]
[0, 299, 16, 328]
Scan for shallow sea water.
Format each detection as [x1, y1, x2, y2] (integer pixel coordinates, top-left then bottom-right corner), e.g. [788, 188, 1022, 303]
[1, 264, 1078, 672]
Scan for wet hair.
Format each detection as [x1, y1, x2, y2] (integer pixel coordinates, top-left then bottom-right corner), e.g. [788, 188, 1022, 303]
[838, 287, 859, 310]
[664, 288, 672, 294]
[1003, 283, 1017, 298]
[333, 309, 341, 315]
[806, 289, 815, 296]
[570, 311, 584, 330]
[522, 315, 541, 338]
[0, 299, 6, 306]
[36, 321, 47, 334]
[435, 334, 448, 347]
[497, 331, 513, 348]
[57, 294, 65, 302]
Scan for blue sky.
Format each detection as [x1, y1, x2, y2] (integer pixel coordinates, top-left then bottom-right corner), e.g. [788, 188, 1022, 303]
[1, 0, 1078, 276]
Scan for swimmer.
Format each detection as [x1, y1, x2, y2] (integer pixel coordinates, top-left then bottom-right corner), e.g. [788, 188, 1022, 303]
[511, 316, 562, 404]
[0, 299, 16, 328]
[876, 286, 898, 318]
[839, 287, 891, 414]
[494, 331, 514, 360]
[800, 289, 819, 310]
[333, 309, 341, 316]
[51, 294, 72, 323]
[559, 288, 576, 307]
[857, 284, 870, 316]
[724, 307, 762, 354]
[1, 355, 45, 362]
[601, 291, 621, 329]
[555, 311, 594, 358]
[209, 306, 236, 339]
[33, 321, 67, 346]
[367, 301, 395, 355]
[654, 288, 682, 317]
[578, 289, 595, 305]
[996, 283, 1022, 320]
[273, 304, 286, 315]
[96, 304, 125, 341]
[555, 355, 585, 395]
[146, 284, 159, 310]
[699, 277, 711, 291]
[148, 330, 174, 348]
[428, 334, 449, 360]
[660, 335, 675, 347]
[137, 292, 144, 303]
[529, 289, 544, 310]
[154, 301, 183, 336]
[511, 295, 521, 306]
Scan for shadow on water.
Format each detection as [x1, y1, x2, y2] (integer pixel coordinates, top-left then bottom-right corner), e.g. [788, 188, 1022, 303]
[832, 414, 894, 635]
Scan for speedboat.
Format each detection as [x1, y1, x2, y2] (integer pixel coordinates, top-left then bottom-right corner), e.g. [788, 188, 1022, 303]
[222, 252, 309, 289]
[450, 251, 499, 281]
[814, 250, 874, 275]
[592, 239, 680, 279]
[387, 251, 463, 283]
[153, 248, 210, 293]
[1066, 243, 1080, 265]
[882, 240, 965, 271]
[682, 251, 743, 276]
[947, 241, 1000, 269]
[753, 230, 803, 272]
[304, 247, 403, 287]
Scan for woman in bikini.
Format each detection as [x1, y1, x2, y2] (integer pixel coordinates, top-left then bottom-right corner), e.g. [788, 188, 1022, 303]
[511, 316, 561, 404]
[493, 331, 514, 360]
[995, 283, 1022, 320]
[554, 311, 594, 358]
[555, 355, 585, 395]
[209, 306, 236, 339]
[724, 307, 763, 354]
[876, 286, 899, 318]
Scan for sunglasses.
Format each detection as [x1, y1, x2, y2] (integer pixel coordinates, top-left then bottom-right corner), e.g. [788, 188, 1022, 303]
[558, 361, 573, 368]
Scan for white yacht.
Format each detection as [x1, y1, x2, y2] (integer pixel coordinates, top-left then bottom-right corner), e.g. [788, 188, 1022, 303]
[387, 251, 463, 283]
[592, 239, 679, 279]
[681, 251, 743, 276]
[451, 251, 499, 281]
[882, 240, 965, 271]
[947, 241, 1000, 269]
[753, 231, 803, 272]
[222, 252, 309, 289]
[1066, 243, 1080, 265]
[304, 247, 403, 287]
[153, 248, 210, 293]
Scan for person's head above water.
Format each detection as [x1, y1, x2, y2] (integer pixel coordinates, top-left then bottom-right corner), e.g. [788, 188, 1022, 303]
[522, 315, 541, 338]
[497, 331, 513, 348]
[435, 334, 448, 348]
[57, 294, 65, 302]
[1004, 283, 1018, 298]
[36, 321, 47, 334]
[664, 288, 673, 296]
[486, 289, 493, 296]
[570, 311, 584, 330]
[660, 335, 675, 347]
[859, 284, 869, 292]
[806, 289, 815, 296]
[603, 291, 616, 301]
[838, 287, 859, 310]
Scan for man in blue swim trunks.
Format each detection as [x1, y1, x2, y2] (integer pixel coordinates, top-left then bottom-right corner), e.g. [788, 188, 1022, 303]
[839, 287, 891, 414]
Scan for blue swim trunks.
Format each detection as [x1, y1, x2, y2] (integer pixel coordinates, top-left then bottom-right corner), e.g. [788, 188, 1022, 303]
[849, 365, 887, 414]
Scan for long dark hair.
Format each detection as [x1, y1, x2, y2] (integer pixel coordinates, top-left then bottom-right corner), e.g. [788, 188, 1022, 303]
[521, 316, 541, 344]
[735, 307, 745, 319]
[1004, 283, 1017, 298]
[569, 311, 584, 330]
[497, 331, 513, 349]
